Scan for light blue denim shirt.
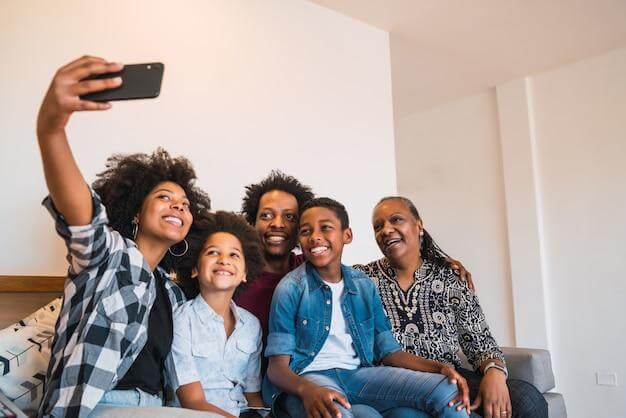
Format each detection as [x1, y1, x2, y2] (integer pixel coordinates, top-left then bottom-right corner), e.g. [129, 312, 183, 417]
[263, 262, 401, 405]
[166, 295, 262, 416]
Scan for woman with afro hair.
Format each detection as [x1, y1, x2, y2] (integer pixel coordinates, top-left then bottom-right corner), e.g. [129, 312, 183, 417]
[36, 56, 211, 418]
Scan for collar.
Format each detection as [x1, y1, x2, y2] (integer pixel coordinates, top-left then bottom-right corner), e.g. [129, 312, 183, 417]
[305, 261, 358, 295]
[192, 294, 243, 326]
[376, 257, 433, 284]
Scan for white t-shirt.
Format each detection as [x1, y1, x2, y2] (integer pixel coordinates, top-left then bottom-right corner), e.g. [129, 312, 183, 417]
[301, 280, 361, 373]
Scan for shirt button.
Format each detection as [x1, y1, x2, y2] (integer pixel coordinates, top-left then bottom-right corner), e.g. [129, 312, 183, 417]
[325, 326, 330, 331]
[310, 351, 315, 356]
[326, 300, 331, 305]
[302, 319, 308, 325]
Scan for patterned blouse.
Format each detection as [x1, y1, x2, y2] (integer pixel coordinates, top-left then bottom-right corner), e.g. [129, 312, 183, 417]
[354, 258, 504, 370]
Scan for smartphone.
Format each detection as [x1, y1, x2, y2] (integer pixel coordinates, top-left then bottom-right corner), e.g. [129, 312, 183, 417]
[80, 62, 164, 102]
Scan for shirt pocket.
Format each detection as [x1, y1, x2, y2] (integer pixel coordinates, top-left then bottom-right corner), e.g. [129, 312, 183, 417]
[295, 315, 320, 351]
[231, 338, 258, 377]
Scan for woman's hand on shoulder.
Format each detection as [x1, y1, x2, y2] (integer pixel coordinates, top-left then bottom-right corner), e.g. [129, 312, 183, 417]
[446, 257, 475, 292]
[38, 56, 122, 137]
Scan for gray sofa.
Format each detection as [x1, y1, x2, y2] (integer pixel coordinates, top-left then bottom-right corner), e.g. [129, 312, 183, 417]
[502, 347, 567, 418]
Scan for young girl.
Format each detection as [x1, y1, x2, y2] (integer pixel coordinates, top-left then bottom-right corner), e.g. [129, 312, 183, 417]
[168, 211, 267, 418]
[36, 56, 211, 418]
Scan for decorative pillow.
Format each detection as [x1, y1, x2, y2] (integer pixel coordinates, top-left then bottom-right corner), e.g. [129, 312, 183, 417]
[0, 298, 61, 415]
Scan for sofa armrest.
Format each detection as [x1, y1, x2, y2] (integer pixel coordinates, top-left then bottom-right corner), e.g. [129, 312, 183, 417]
[501, 347, 555, 393]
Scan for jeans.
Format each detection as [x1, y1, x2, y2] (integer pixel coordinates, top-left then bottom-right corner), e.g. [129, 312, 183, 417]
[281, 367, 466, 418]
[88, 388, 162, 417]
[457, 368, 548, 418]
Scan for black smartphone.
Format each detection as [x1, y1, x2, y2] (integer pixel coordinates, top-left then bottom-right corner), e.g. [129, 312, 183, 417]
[80, 62, 164, 102]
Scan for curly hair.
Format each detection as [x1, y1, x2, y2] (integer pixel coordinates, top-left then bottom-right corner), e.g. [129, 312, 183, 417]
[92, 148, 211, 272]
[176, 211, 266, 299]
[241, 170, 314, 225]
[376, 196, 449, 267]
[299, 197, 350, 229]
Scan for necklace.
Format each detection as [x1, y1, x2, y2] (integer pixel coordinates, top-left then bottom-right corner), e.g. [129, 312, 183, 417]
[391, 262, 431, 320]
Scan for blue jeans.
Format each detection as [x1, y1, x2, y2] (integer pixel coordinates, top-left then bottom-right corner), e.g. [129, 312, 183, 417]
[89, 388, 162, 417]
[281, 367, 466, 418]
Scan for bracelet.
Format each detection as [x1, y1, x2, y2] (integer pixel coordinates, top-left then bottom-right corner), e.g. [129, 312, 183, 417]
[483, 361, 508, 378]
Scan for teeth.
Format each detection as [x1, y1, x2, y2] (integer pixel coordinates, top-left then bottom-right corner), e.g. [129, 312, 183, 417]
[267, 236, 285, 243]
[311, 246, 328, 254]
[214, 270, 233, 276]
[164, 216, 182, 227]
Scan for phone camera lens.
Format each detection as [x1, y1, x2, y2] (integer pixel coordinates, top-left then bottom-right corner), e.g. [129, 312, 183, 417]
[147, 65, 152, 70]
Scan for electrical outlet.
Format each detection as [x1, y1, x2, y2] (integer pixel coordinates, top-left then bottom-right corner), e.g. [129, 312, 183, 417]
[596, 372, 618, 386]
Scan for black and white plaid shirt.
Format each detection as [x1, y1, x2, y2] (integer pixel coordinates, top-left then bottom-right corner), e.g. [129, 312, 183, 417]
[38, 190, 186, 418]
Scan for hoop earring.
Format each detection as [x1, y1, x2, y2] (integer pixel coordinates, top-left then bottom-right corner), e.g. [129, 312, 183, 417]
[168, 239, 189, 257]
[132, 220, 139, 240]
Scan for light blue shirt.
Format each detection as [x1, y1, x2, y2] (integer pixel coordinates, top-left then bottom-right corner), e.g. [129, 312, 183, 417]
[167, 295, 262, 416]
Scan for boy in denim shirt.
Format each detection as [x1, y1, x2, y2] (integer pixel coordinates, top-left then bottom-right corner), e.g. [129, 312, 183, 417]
[264, 198, 471, 418]
[167, 211, 269, 417]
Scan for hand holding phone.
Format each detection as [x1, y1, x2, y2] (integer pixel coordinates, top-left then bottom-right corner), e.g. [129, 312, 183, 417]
[79, 62, 164, 102]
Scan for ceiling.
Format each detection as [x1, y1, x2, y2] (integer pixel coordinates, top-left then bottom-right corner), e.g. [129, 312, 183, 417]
[310, 0, 626, 118]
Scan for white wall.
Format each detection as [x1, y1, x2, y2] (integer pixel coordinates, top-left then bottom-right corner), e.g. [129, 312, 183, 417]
[530, 47, 626, 418]
[396, 47, 626, 418]
[0, 0, 396, 274]
[395, 91, 516, 347]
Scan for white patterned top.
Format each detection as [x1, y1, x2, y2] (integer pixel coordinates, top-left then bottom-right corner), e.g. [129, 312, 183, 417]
[354, 258, 504, 370]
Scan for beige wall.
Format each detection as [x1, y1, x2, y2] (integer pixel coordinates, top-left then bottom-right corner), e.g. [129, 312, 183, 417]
[0, 0, 397, 273]
[396, 47, 626, 418]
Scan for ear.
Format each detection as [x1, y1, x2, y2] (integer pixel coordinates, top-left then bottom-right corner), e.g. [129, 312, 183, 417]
[191, 267, 198, 279]
[417, 219, 424, 236]
[343, 227, 353, 244]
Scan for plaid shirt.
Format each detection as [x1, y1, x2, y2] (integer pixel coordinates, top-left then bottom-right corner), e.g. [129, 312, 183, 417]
[38, 190, 186, 418]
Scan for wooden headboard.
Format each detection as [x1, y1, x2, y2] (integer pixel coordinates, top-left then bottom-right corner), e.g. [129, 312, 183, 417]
[0, 275, 64, 328]
[0, 275, 64, 292]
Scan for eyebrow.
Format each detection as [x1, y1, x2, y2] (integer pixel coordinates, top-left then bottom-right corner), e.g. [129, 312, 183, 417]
[259, 207, 296, 212]
[154, 188, 189, 200]
[205, 245, 242, 253]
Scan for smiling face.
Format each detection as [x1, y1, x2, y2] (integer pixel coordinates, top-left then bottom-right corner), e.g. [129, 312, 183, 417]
[298, 207, 352, 277]
[195, 232, 247, 294]
[254, 190, 299, 259]
[372, 199, 422, 263]
[136, 181, 193, 245]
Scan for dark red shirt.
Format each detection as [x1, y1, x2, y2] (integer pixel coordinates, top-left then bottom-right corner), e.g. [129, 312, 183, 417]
[234, 252, 304, 338]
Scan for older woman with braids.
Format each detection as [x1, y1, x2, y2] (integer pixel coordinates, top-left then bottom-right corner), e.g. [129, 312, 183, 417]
[35, 56, 211, 418]
[354, 197, 547, 418]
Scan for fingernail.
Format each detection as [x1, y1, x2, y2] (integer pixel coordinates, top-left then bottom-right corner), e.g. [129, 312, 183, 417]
[113, 77, 122, 84]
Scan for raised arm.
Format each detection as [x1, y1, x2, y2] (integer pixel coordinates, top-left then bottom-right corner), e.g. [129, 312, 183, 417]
[37, 56, 123, 225]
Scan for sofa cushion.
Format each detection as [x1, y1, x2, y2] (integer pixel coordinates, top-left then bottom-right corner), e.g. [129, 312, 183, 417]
[501, 347, 556, 393]
[0, 298, 61, 415]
